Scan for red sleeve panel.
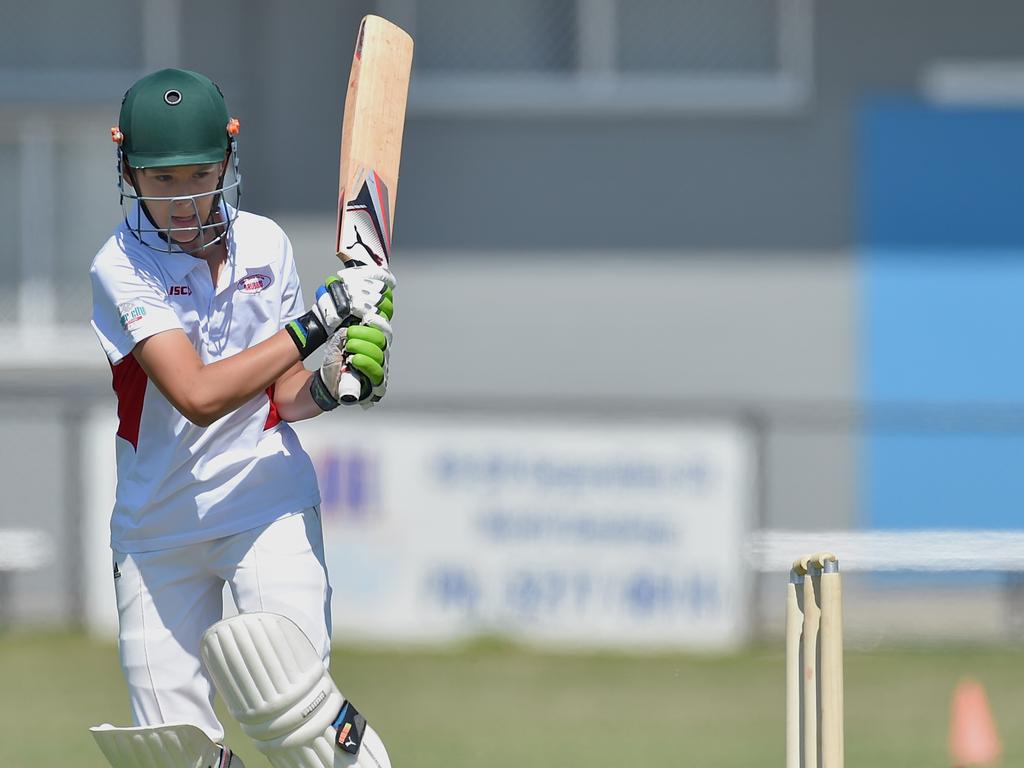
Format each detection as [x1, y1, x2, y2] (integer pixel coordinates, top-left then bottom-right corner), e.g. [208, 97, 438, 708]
[110, 354, 149, 451]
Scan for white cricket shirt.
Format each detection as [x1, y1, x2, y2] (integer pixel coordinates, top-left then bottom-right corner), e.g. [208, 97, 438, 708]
[90, 203, 321, 553]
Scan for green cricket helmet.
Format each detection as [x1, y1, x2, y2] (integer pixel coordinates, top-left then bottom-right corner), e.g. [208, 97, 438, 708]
[113, 68, 242, 252]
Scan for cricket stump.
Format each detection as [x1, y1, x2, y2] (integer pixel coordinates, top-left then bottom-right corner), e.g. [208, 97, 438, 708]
[786, 552, 844, 768]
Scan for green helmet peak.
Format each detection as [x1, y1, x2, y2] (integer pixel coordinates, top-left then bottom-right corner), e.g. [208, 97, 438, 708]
[115, 68, 238, 168]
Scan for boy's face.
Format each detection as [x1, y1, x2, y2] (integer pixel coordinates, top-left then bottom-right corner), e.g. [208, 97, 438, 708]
[128, 161, 226, 245]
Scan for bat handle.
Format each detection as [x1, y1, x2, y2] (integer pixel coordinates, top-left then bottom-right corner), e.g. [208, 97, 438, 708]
[334, 256, 381, 404]
[337, 368, 366, 404]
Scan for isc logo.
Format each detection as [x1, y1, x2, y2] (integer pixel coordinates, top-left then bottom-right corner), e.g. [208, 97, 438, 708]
[169, 285, 192, 296]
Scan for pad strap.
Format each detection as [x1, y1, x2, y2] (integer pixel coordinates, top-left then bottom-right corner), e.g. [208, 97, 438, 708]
[332, 701, 368, 755]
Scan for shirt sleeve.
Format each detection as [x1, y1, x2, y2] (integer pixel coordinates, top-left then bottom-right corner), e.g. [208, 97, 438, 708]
[90, 255, 184, 365]
[279, 232, 307, 327]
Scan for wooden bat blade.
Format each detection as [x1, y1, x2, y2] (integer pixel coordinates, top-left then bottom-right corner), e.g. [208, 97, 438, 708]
[336, 14, 414, 266]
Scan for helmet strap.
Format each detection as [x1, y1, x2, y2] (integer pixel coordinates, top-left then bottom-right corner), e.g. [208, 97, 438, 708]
[208, 140, 237, 221]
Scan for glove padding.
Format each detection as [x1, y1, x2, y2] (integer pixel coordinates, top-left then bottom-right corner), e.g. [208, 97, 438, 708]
[314, 265, 395, 330]
[310, 312, 392, 411]
[287, 265, 395, 359]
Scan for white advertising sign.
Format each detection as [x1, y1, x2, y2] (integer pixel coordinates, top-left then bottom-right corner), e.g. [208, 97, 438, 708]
[83, 411, 753, 650]
[295, 416, 754, 650]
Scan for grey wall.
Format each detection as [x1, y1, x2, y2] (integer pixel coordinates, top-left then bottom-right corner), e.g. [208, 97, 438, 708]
[284, 227, 856, 401]
[7, 0, 1020, 251]
[6, 0, 1024, 251]
[170, 0, 1024, 249]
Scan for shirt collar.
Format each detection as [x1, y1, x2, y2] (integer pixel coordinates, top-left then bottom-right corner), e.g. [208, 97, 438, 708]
[123, 201, 236, 282]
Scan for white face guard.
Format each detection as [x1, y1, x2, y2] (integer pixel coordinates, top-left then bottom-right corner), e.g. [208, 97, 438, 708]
[116, 138, 243, 253]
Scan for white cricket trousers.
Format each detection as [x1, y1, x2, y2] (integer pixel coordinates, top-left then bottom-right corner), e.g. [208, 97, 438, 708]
[112, 508, 332, 742]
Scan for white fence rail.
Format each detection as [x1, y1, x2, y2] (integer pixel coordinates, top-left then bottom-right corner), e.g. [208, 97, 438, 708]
[0, 527, 55, 624]
[0, 528, 54, 571]
[749, 529, 1024, 573]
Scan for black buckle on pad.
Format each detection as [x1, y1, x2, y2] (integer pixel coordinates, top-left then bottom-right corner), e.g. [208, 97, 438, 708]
[333, 701, 367, 755]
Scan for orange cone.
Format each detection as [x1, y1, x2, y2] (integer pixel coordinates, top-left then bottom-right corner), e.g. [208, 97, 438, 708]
[949, 678, 1002, 766]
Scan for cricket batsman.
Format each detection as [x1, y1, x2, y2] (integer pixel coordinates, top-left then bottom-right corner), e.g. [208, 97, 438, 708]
[88, 68, 394, 767]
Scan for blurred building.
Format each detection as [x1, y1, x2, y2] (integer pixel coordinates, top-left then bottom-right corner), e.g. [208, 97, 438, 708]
[2, 0, 1024, 642]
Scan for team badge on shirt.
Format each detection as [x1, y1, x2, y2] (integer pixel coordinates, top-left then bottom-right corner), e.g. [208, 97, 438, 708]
[236, 268, 274, 294]
[117, 301, 147, 330]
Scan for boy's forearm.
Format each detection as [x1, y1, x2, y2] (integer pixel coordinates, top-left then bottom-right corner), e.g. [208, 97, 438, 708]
[273, 365, 323, 422]
[136, 327, 301, 427]
[192, 330, 301, 421]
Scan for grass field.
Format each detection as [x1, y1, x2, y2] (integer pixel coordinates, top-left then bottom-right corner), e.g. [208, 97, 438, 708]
[1, 632, 1023, 767]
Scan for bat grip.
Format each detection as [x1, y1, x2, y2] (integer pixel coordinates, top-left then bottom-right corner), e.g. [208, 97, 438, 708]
[337, 369, 367, 403]
[334, 255, 385, 404]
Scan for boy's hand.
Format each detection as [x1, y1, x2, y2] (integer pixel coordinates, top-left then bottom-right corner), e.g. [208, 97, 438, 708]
[286, 265, 394, 359]
[309, 312, 393, 411]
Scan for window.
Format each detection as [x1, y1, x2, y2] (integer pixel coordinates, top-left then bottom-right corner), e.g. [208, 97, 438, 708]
[383, 0, 814, 115]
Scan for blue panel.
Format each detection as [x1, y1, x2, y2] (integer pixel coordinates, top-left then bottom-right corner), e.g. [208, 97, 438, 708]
[860, 100, 1024, 248]
[863, 253, 1024, 528]
[861, 100, 1024, 530]
[865, 432, 1024, 529]
[865, 250, 1024, 403]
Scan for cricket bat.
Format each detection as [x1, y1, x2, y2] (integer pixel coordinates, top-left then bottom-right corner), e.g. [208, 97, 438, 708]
[335, 14, 413, 401]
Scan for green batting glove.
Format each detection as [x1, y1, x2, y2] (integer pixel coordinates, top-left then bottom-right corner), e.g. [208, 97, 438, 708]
[345, 325, 388, 386]
[308, 312, 394, 411]
[378, 287, 394, 321]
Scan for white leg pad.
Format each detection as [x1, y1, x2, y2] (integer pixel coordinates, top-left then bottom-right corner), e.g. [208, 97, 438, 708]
[89, 723, 242, 768]
[200, 612, 392, 768]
